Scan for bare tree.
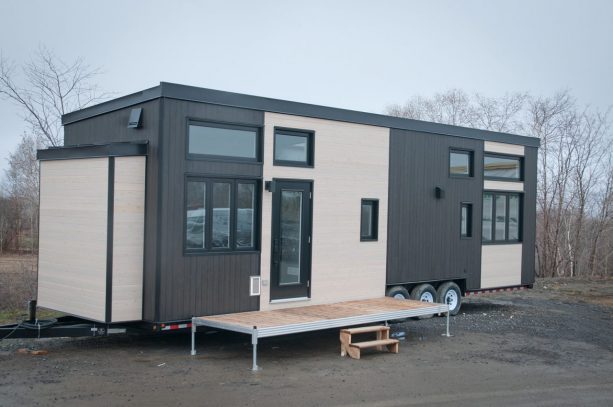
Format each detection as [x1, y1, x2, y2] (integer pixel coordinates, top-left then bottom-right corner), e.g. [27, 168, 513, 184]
[0, 46, 108, 147]
[1, 47, 108, 254]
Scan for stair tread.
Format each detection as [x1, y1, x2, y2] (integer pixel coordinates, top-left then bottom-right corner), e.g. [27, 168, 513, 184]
[348, 338, 399, 349]
[341, 326, 390, 334]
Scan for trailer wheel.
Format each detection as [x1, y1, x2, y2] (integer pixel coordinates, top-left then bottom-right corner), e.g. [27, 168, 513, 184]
[386, 286, 410, 300]
[437, 282, 462, 316]
[411, 284, 437, 319]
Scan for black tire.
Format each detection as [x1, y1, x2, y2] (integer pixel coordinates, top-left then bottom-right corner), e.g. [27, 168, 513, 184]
[386, 286, 410, 300]
[437, 282, 462, 316]
[410, 284, 437, 319]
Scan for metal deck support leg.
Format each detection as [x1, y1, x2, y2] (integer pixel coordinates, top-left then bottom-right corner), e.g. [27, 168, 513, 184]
[251, 328, 261, 371]
[191, 318, 197, 356]
[442, 310, 452, 338]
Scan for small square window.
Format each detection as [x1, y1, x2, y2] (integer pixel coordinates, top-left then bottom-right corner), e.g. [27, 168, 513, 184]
[274, 128, 314, 167]
[360, 199, 379, 241]
[450, 149, 473, 177]
[461, 203, 473, 238]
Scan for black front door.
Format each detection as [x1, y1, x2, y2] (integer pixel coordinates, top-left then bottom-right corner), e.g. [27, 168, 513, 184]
[270, 180, 312, 300]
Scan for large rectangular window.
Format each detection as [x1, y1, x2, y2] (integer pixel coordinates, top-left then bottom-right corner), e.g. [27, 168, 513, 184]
[482, 192, 522, 243]
[360, 199, 379, 241]
[450, 149, 473, 177]
[188, 121, 260, 161]
[274, 128, 314, 167]
[185, 178, 258, 253]
[484, 154, 522, 180]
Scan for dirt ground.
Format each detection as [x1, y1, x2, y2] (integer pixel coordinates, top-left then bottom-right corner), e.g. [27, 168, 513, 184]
[1, 278, 612, 406]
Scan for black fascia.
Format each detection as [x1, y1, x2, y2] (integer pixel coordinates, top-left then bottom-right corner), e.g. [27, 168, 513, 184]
[37, 141, 148, 161]
[61, 82, 540, 148]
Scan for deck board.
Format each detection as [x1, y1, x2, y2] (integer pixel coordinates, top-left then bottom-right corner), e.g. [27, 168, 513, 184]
[194, 297, 445, 331]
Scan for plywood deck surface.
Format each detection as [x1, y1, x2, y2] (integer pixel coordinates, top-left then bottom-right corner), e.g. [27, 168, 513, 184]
[195, 297, 443, 330]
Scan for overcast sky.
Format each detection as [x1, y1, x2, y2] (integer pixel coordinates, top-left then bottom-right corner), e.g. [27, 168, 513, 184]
[1, 0, 612, 173]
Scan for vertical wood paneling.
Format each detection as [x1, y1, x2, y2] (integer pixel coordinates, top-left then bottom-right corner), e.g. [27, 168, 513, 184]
[112, 156, 146, 322]
[157, 99, 262, 321]
[63, 99, 161, 321]
[387, 130, 484, 290]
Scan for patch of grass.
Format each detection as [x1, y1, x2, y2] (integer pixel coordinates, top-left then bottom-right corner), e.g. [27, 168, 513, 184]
[0, 308, 64, 325]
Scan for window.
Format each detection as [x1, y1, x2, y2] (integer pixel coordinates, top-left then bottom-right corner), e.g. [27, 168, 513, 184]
[360, 199, 379, 241]
[461, 203, 472, 238]
[482, 192, 522, 243]
[449, 149, 473, 177]
[484, 154, 522, 180]
[274, 128, 314, 167]
[188, 121, 260, 161]
[185, 178, 258, 252]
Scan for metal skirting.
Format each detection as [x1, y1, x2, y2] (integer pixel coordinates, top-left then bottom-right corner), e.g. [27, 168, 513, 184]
[191, 298, 451, 370]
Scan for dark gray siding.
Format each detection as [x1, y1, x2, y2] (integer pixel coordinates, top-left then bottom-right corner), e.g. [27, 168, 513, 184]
[521, 147, 538, 285]
[387, 129, 484, 290]
[64, 99, 161, 321]
[158, 99, 262, 321]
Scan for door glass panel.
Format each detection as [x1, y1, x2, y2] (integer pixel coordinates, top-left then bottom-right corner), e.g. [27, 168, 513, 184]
[279, 190, 302, 285]
[212, 182, 231, 248]
[482, 193, 493, 242]
[495, 195, 507, 240]
[186, 181, 205, 249]
[236, 183, 255, 248]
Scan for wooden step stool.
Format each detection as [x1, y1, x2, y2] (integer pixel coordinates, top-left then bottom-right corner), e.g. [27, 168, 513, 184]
[340, 325, 399, 360]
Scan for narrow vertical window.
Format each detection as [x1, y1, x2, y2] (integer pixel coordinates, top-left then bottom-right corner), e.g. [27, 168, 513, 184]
[495, 195, 507, 241]
[461, 203, 473, 238]
[212, 182, 231, 249]
[482, 193, 493, 242]
[186, 181, 206, 249]
[508, 194, 520, 241]
[236, 182, 256, 249]
[360, 199, 379, 241]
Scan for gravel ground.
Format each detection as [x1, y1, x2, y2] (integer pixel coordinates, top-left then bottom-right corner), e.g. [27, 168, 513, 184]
[0, 278, 612, 406]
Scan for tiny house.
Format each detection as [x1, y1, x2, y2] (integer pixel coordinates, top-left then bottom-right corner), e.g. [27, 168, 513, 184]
[36, 83, 538, 325]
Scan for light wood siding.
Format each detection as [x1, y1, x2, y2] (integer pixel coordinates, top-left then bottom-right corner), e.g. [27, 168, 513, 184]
[261, 112, 389, 310]
[484, 180, 524, 192]
[481, 244, 522, 288]
[484, 141, 525, 156]
[111, 156, 146, 322]
[38, 158, 109, 322]
[64, 99, 161, 321]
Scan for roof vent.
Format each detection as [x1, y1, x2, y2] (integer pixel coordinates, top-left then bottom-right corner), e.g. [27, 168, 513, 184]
[127, 108, 143, 128]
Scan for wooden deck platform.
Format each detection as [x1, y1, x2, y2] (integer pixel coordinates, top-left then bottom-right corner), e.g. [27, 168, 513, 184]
[191, 297, 451, 370]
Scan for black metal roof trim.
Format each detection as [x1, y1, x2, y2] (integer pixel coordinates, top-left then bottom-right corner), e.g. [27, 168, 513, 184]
[37, 141, 148, 161]
[62, 82, 540, 148]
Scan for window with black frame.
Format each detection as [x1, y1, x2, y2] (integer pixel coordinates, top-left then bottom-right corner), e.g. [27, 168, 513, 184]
[273, 128, 314, 167]
[461, 203, 473, 238]
[185, 178, 258, 252]
[187, 121, 260, 161]
[360, 199, 379, 241]
[484, 154, 522, 180]
[482, 192, 521, 243]
[450, 149, 473, 177]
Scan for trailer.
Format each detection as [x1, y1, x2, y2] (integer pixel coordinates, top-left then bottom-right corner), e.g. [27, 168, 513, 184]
[3, 83, 538, 342]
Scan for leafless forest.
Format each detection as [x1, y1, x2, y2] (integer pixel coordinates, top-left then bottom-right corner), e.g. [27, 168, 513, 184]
[1, 50, 611, 281]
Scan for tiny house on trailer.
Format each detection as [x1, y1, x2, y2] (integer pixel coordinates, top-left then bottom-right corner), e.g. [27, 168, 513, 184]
[35, 82, 538, 327]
